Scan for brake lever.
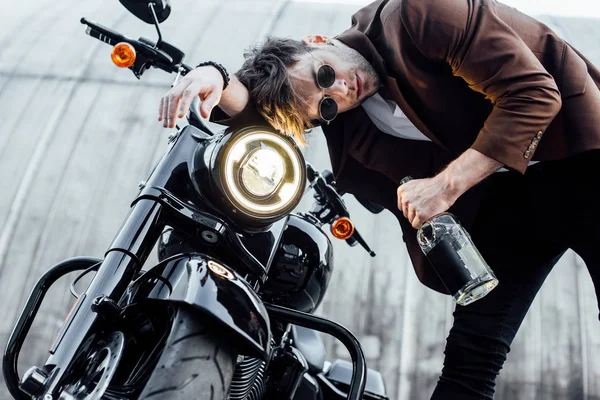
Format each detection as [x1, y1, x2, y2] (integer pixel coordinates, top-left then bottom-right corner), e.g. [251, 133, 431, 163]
[135, 39, 173, 67]
[137, 37, 179, 71]
[306, 163, 376, 256]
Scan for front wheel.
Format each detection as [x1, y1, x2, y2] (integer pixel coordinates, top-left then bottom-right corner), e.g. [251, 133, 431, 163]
[138, 307, 237, 399]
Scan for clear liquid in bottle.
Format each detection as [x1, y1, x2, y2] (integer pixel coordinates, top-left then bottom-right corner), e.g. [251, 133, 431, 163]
[417, 213, 498, 306]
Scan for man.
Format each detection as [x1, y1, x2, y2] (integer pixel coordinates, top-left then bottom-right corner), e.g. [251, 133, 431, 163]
[159, 0, 600, 398]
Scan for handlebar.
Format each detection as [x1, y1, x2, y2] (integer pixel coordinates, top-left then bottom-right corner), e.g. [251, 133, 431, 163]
[81, 16, 214, 135]
[80, 17, 188, 77]
[306, 163, 376, 257]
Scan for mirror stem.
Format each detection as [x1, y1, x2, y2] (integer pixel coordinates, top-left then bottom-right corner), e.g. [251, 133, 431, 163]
[148, 2, 163, 47]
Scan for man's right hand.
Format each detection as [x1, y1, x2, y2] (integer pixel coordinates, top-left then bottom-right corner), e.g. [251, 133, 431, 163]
[158, 65, 226, 128]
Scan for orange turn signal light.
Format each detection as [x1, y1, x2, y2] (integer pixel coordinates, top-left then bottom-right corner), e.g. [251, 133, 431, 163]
[111, 42, 136, 68]
[331, 217, 355, 240]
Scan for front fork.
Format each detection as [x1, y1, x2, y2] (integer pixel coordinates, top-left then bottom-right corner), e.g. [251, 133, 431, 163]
[46, 199, 165, 396]
[3, 197, 166, 400]
[4, 128, 201, 399]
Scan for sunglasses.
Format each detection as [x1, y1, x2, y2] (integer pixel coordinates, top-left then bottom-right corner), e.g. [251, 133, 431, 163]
[307, 50, 339, 124]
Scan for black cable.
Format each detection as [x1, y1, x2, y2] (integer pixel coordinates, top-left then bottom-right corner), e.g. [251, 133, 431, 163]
[69, 261, 102, 298]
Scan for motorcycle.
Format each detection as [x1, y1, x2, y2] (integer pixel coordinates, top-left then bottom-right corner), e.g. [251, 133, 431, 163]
[3, 1, 390, 399]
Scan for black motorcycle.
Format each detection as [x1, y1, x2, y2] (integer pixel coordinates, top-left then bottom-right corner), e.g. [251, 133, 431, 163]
[3, 1, 390, 399]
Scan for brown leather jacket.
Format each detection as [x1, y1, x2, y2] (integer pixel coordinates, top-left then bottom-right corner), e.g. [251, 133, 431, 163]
[218, 0, 600, 293]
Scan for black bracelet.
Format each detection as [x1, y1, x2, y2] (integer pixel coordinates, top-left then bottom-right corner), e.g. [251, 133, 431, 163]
[196, 61, 230, 90]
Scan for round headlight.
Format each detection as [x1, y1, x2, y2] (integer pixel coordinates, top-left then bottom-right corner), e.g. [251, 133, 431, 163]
[215, 126, 306, 223]
[240, 148, 285, 197]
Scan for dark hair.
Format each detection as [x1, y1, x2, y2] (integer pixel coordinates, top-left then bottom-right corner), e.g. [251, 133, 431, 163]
[235, 36, 313, 145]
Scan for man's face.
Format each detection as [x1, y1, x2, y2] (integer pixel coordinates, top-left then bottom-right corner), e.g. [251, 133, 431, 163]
[287, 35, 380, 122]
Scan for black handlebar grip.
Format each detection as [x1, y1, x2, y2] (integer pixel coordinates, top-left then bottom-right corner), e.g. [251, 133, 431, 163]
[350, 228, 376, 257]
[85, 26, 116, 46]
[81, 17, 127, 46]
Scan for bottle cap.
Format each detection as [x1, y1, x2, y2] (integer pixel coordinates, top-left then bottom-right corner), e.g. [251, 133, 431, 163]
[399, 176, 413, 186]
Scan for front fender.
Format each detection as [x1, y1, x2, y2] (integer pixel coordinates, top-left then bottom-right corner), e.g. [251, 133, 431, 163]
[124, 253, 271, 360]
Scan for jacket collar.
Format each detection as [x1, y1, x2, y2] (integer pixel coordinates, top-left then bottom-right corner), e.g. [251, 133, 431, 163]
[335, 29, 388, 85]
[334, 28, 449, 151]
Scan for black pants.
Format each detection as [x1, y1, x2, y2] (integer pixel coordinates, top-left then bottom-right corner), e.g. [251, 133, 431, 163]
[431, 150, 600, 399]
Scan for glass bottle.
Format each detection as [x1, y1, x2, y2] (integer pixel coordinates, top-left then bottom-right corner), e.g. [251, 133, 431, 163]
[400, 177, 499, 306]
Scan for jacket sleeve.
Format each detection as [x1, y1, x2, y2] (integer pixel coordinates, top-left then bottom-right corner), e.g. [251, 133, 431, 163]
[209, 105, 232, 124]
[399, 0, 562, 173]
[208, 99, 264, 127]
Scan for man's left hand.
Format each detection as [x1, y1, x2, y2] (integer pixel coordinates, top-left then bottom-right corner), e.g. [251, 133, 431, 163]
[397, 149, 504, 229]
[397, 177, 456, 229]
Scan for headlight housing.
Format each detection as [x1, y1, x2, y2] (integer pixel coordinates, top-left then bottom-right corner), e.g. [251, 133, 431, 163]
[193, 126, 306, 228]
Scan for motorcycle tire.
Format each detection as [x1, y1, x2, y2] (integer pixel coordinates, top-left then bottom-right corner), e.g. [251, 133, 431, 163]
[138, 306, 237, 400]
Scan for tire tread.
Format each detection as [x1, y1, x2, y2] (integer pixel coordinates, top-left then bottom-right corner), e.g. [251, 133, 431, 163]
[138, 308, 236, 400]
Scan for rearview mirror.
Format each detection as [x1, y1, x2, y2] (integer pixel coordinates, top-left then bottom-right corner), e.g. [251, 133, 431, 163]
[119, 0, 171, 24]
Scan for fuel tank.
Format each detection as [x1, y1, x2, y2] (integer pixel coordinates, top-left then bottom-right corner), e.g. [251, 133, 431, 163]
[262, 213, 334, 313]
